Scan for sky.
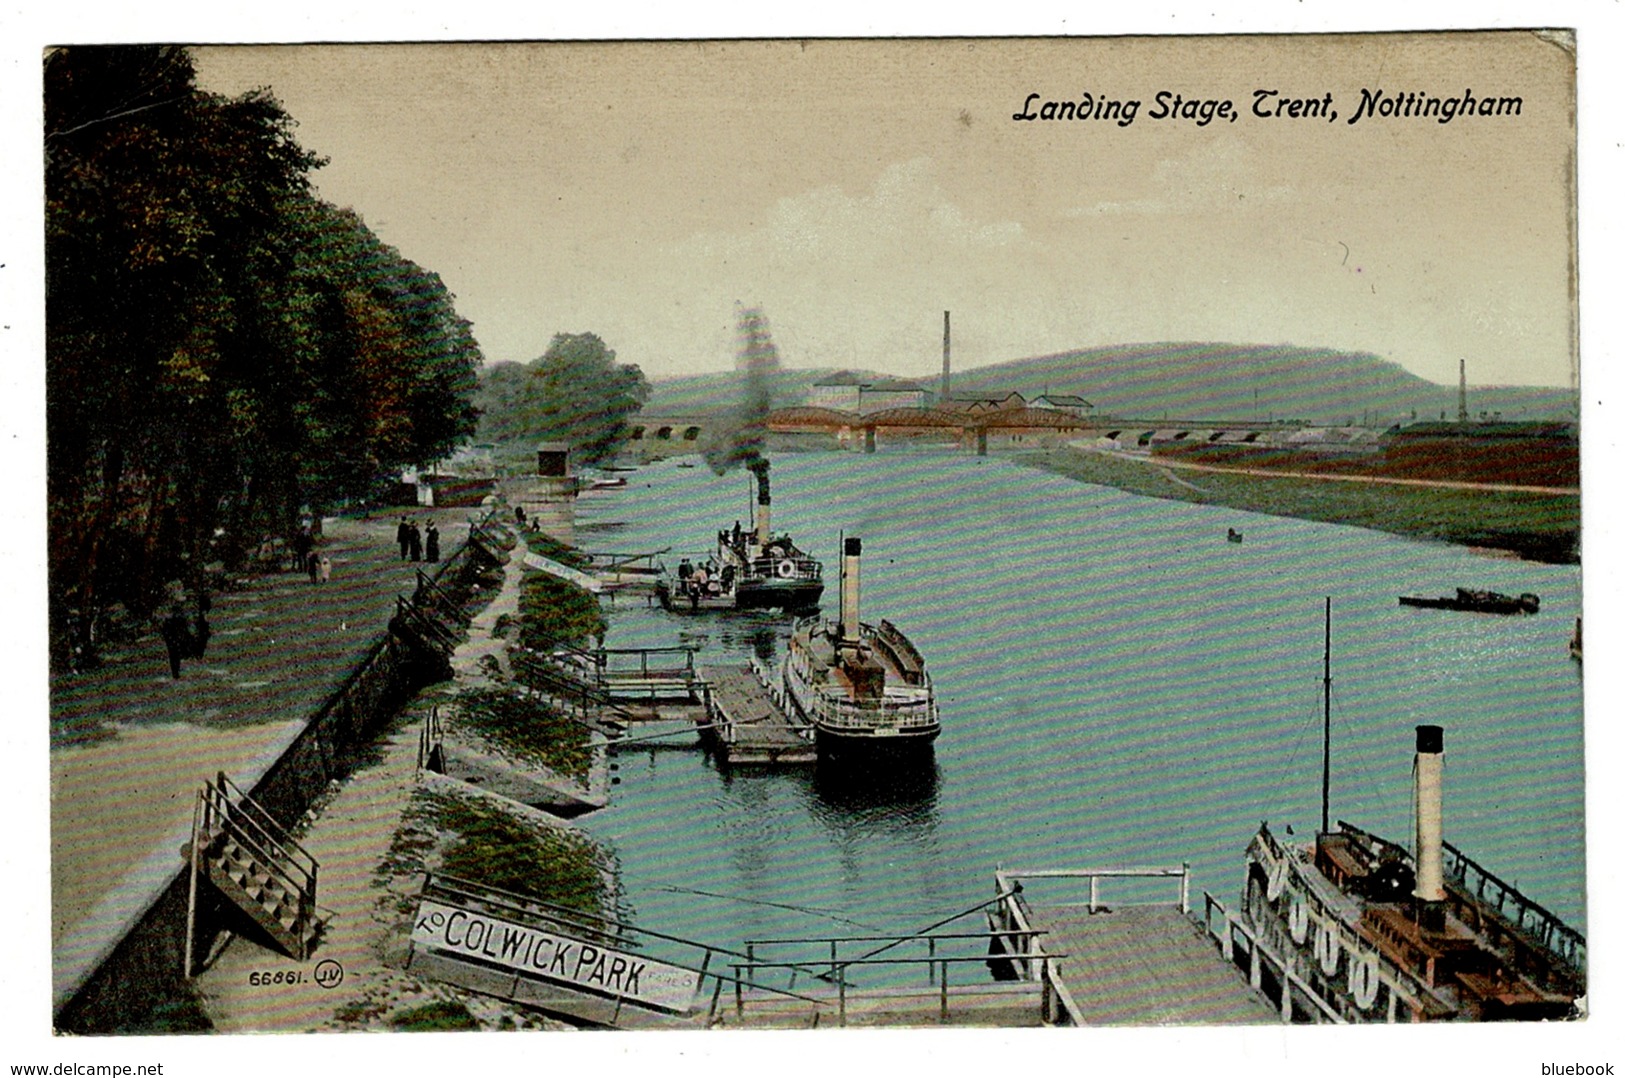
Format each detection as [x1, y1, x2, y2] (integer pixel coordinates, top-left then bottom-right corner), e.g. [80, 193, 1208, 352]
[190, 33, 1579, 389]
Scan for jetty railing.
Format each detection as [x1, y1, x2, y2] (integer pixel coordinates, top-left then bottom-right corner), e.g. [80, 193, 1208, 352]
[414, 874, 830, 1027]
[996, 865, 1193, 916]
[727, 942, 1063, 1027]
[992, 865, 1204, 1025]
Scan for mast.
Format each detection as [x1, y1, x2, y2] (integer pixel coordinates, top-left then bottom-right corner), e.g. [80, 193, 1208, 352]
[1321, 596, 1332, 835]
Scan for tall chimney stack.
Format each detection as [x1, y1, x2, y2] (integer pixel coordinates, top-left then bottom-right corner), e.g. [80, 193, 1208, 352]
[755, 473, 771, 546]
[839, 537, 862, 645]
[941, 311, 951, 405]
[1458, 359, 1468, 424]
[1413, 725, 1447, 931]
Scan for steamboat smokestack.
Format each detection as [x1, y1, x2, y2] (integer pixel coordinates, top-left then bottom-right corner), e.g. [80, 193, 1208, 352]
[941, 311, 951, 404]
[840, 537, 862, 645]
[1413, 724, 1447, 930]
[755, 469, 771, 546]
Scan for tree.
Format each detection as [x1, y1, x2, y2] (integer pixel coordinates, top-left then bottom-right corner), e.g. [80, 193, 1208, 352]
[477, 333, 649, 465]
[45, 45, 481, 668]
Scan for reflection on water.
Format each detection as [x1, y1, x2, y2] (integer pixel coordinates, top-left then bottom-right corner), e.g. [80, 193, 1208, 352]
[809, 757, 940, 834]
[575, 451, 1586, 956]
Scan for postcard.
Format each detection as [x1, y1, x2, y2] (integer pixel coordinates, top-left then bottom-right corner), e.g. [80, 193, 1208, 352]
[13, 11, 1620, 1077]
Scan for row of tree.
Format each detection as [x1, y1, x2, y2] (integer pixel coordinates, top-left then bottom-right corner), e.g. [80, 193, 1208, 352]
[474, 333, 649, 465]
[47, 46, 481, 665]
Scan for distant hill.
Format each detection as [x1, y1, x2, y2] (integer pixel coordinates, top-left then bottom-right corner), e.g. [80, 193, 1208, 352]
[639, 368, 856, 415]
[640, 344, 1577, 425]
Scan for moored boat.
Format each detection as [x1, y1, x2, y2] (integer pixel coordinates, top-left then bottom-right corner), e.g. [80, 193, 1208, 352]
[656, 471, 823, 613]
[1398, 588, 1539, 615]
[1238, 602, 1583, 1022]
[781, 537, 939, 759]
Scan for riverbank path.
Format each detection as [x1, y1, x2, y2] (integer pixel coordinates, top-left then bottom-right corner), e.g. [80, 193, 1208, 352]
[192, 531, 562, 1032]
[50, 508, 488, 957]
[1071, 444, 1580, 496]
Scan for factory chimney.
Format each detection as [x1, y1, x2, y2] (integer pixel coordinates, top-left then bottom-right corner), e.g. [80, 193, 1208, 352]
[1413, 724, 1448, 932]
[1458, 359, 1469, 424]
[941, 311, 951, 405]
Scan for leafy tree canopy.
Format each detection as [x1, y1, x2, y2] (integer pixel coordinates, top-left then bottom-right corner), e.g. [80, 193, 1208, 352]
[46, 45, 481, 666]
[475, 333, 649, 465]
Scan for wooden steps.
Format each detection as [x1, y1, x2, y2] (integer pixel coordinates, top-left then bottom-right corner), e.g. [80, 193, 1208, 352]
[187, 773, 320, 972]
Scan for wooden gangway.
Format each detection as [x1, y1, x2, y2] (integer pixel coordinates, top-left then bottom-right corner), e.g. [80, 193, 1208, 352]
[992, 866, 1279, 1025]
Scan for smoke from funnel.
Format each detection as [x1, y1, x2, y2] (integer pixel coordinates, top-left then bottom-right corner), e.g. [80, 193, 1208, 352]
[705, 305, 782, 480]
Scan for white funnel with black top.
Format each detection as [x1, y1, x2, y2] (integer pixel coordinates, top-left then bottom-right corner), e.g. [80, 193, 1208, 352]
[1413, 724, 1447, 929]
[839, 537, 862, 645]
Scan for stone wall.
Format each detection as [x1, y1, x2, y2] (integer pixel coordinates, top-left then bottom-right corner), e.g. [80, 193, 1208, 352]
[54, 529, 499, 1033]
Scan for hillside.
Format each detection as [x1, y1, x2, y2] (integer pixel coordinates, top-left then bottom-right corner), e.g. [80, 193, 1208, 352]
[638, 368, 838, 415]
[638, 344, 1577, 425]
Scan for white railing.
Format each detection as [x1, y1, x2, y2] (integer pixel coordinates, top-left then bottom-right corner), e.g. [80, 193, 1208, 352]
[996, 865, 1193, 916]
[742, 557, 823, 583]
[810, 689, 938, 731]
[1247, 828, 1427, 1021]
[988, 875, 1082, 1025]
[1200, 892, 1345, 1024]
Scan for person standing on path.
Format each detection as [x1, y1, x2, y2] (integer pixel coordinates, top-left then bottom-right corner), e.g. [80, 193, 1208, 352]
[192, 593, 211, 658]
[160, 605, 190, 679]
[318, 553, 332, 583]
[397, 517, 411, 560]
[425, 523, 440, 563]
[408, 520, 423, 562]
[307, 545, 320, 583]
[294, 526, 313, 574]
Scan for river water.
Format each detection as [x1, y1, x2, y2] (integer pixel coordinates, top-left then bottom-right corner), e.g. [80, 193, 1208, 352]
[570, 451, 1585, 962]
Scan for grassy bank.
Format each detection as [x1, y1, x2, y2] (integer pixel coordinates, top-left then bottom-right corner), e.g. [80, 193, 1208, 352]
[448, 686, 593, 784]
[1018, 447, 1579, 564]
[517, 568, 606, 652]
[381, 785, 616, 918]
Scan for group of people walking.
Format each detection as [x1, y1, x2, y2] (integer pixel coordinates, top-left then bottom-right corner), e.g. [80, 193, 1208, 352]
[396, 517, 440, 562]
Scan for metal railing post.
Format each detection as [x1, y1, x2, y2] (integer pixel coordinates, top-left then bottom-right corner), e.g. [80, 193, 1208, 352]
[1280, 954, 1293, 1023]
[184, 790, 201, 979]
[1089, 875, 1099, 913]
[939, 960, 949, 1022]
[838, 967, 847, 1028]
[1181, 862, 1191, 914]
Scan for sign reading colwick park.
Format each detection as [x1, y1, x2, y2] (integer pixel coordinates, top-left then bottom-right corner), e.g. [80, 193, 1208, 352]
[411, 900, 701, 1013]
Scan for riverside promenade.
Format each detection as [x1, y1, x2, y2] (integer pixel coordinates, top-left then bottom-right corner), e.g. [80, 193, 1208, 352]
[49, 508, 486, 983]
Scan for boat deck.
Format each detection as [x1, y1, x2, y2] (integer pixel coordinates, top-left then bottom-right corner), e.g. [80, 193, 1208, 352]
[1025, 904, 1277, 1025]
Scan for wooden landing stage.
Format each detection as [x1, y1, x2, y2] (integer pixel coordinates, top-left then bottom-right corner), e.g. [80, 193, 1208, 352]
[700, 662, 816, 766]
[993, 867, 1277, 1026]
